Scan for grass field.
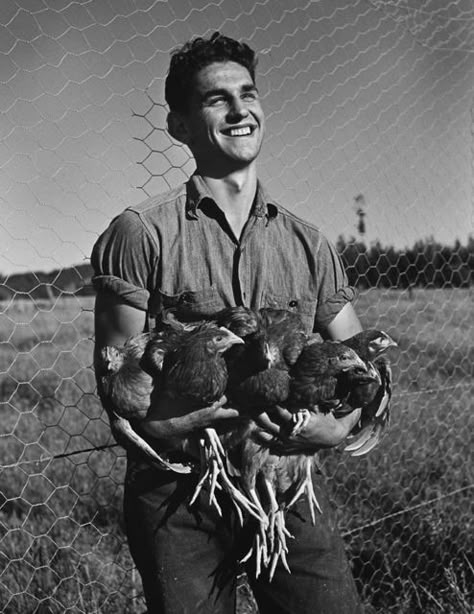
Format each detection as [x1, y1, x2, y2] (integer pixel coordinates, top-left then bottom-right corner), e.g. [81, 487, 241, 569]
[0, 288, 472, 613]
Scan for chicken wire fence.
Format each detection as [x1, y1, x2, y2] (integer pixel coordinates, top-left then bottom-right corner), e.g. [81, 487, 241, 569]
[0, 0, 473, 612]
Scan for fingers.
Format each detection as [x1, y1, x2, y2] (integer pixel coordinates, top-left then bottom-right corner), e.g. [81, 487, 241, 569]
[253, 428, 279, 446]
[196, 397, 240, 422]
[253, 412, 282, 436]
[252, 406, 295, 437]
[286, 408, 362, 449]
[203, 396, 243, 421]
[211, 406, 241, 420]
[270, 405, 294, 423]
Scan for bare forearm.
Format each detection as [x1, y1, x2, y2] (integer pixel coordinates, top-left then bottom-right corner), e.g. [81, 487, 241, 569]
[140, 397, 240, 441]
[323, 302, 363, 341]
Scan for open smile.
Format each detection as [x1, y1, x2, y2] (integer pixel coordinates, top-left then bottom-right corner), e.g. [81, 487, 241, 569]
[221, 125, 256, 137]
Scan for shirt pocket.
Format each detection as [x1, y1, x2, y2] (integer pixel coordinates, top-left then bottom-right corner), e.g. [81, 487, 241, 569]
[263, 292, 317, 333]
[155, 286, 225, 322]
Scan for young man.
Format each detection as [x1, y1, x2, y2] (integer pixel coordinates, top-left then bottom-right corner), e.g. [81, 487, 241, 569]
[92, 32, 363, 614]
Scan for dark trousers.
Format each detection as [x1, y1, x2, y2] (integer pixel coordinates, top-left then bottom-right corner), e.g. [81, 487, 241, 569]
[124, 461, 363, 614]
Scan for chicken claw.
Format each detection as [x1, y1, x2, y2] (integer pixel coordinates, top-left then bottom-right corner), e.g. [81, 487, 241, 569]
[268, 514, 292, 581]
[262, 478, 293, 581]
[240, 515, 270, 577]
[286, 457, 322, 523]
[189, 427, 267, 525]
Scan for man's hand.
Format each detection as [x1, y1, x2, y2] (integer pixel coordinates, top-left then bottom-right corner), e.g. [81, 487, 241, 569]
[252, 406, 362, 453]
[140, 395, 241, 442]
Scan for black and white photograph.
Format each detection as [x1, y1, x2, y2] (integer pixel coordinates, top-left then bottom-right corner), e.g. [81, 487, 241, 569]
[1, 1, 472, 612]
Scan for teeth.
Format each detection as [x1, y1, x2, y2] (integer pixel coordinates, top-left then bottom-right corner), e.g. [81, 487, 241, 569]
[229, 127, 252, 136]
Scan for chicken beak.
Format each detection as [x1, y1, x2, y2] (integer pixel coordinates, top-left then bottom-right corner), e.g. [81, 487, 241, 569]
[218, 327, 245, 350]
[347, 354, 368, 372]
[381, 335, 397, 350]
[370, 334, 398, 357]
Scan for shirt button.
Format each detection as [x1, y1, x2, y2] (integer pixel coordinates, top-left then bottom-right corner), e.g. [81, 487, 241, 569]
[289, 300, 298, 308]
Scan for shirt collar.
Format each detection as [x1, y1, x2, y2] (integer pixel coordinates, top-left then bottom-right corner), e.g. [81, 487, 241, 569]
[186, 173, 278, 220]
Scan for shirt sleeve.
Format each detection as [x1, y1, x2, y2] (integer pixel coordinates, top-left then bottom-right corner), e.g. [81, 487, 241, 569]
[91, 209, 159, 311]
[314, 235, 356, 331]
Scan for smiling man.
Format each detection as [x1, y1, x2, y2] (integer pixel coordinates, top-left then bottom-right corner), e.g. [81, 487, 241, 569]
[92, 32, 363, 614]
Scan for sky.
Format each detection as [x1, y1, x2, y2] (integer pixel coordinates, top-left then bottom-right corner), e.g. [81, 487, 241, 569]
[1, 0, 473, 275]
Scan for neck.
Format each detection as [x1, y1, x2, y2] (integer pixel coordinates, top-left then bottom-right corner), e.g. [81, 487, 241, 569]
[198, 165, 258, 238]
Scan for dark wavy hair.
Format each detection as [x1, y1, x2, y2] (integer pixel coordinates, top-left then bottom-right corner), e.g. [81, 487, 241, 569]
[165, 32, 257, 114]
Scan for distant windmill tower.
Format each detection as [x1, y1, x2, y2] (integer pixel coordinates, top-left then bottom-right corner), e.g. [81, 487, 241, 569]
[354, 193, 366, 240]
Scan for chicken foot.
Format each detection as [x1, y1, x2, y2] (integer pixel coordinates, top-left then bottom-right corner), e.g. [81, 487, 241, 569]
[189, 427, 266, 524]
[239, 513, 270, 578]
[239, 487, 271, 574]
[286, 457, 322, 524]
[241, 476, 293, 581]
[263, 478, 293, 581]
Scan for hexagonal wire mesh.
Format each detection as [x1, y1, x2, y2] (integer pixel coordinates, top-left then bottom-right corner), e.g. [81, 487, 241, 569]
[0, 1, 473, 612]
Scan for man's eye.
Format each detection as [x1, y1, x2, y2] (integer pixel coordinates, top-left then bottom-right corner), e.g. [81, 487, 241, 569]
[207, 97, 226, 106]
[242, 92, 257, 101]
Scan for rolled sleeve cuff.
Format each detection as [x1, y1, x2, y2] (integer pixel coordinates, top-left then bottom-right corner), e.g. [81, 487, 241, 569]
[92, 274, 150, 311]
[316, 285, 356, 329]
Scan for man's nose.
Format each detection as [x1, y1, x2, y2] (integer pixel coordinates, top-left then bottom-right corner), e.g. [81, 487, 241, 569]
[227, 97, 249, 121]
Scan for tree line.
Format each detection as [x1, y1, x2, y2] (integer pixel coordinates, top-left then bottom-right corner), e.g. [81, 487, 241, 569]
[337, 235, 472, 289]
[0, 263, 95, 302]
[0, 236, 472, 301]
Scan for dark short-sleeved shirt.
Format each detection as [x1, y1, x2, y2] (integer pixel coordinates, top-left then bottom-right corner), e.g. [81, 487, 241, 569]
[91, 174, 355, 333]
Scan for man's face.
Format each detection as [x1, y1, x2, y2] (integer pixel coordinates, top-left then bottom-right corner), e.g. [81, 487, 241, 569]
[180, 61, 265, 173]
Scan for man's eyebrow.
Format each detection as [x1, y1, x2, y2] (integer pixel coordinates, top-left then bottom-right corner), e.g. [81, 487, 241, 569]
[201, 83, 258, 100]
[241, 83, 258, 93]
[201, 88, 228, 100]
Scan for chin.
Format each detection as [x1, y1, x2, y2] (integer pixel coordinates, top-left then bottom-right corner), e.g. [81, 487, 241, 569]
[229, 145, 262, 163]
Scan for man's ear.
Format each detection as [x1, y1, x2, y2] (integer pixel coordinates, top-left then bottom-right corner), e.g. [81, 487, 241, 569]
[167, 111, 190, 145]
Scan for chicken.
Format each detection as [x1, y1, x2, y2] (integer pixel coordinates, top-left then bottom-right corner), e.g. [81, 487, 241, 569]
[221, 307, 307, 410]
[161, 322, 242, 406]
[289, 340, 374, 413]
[97, 332, 152, 421]
[214, 308, 307, 506]
[215, 306, 267, 401]
[95, 332, 192, 473]
[240, 339, 381, 578]
[341, 329, 397, 456]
